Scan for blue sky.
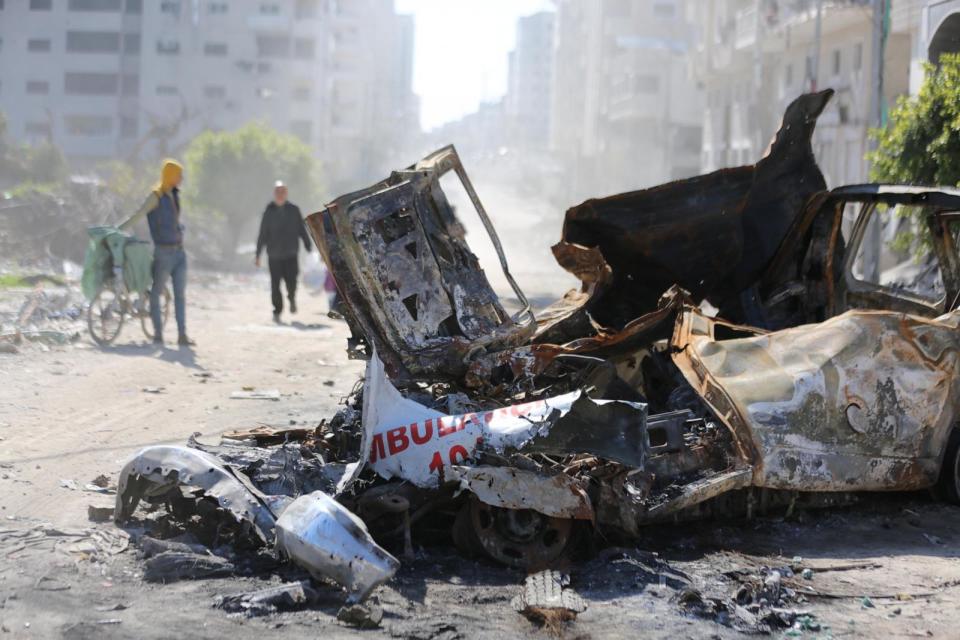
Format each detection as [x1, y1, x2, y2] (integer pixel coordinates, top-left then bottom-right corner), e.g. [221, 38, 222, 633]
[395, 0, 555, 130]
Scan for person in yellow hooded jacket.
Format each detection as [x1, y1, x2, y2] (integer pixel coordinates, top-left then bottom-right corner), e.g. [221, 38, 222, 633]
[120, 159, 195, 346]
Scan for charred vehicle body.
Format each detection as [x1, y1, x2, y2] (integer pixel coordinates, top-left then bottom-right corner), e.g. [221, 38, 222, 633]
[115, 91, 960, 597]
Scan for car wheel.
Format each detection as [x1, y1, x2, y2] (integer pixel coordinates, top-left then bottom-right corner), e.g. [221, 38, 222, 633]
[936, 427, 960, 504]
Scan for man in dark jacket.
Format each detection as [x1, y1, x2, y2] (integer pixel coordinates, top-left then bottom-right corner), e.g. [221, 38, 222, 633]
[255, 181, 312, 322]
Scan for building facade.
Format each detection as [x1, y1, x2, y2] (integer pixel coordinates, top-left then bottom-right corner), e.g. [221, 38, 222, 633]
[549, 0, 704, 204]
[687, 0, 933, 187]
[0, 0, 417, 191]
[504, 11, 554, 151]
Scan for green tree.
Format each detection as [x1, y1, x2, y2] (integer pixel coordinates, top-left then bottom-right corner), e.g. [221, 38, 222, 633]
[869, 53, 960, 186]
[868, 54, 960, 256]
[182, 122, 323, 263]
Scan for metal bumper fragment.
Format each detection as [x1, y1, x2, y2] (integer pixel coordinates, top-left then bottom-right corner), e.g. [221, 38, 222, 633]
[274, 491, 400, 603]
[114, 445, 277, 543]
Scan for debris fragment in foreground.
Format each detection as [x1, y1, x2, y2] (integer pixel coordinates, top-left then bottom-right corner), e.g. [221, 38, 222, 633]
[143, 550, 235, 583]
[214, 580, 317, 617]
[337, 599, 384, 629]
[139, 535, 211, 558]
[230, 389, 281, 401]
[274, 490, 399, 603]
[512, 570, 586, 631]
[114, 445, 277, 544]
[86, 503, 114, 523]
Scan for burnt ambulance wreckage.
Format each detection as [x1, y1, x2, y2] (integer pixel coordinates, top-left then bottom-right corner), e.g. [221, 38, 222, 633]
[115, 90, 960, 608]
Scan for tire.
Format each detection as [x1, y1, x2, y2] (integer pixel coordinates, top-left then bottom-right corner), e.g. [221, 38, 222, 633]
[87, 284, 125, 346]
[138, 287, 171, 341]
[936, 427, 960, 504]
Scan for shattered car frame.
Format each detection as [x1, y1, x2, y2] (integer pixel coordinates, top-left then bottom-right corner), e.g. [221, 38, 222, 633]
[307, 145, 535, 383]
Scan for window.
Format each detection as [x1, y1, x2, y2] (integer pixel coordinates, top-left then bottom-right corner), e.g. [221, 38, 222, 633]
[156, 40, 180, 55]
[295, 0, 318, 18]
[294, 38, 315, 59]
[125, 0, 142, 13]
[208, 2, 228, 13]
[832, 49, 841, 76]
[260, 3, 280, 15]
[156, 85, 178, 96]
[293, 86, 310, 101]
[26, 80, 49, 94]
[28, 39, 51, 52]
[64, 72, 119, 95]
[67, 31, 121, 53]
[69, 0, 122, 10]
[121, 74, 138, 96]
[203, 84, 226, 99]
[257, 35, 290, 58]
[290, 120, 312, 142]
[853, 42, 863, 71]
[0, 1, 5, 10]
[653, 2, 676, 18]
[160, 1, 180, 15]
[65, 115, 113, 135]
[30, 0, 52, 10]
[257, 61, 272, 73]
[123, 33, 141, 54]
[204, 42, 228, 56]
[25, 122, 51, 136]
[785, 63, 793, 87]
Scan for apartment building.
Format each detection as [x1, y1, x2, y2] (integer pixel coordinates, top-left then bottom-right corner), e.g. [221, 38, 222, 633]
[0, 0, 417, 190]
[550, 0, 703, 204]
[686, 0, 935, 186]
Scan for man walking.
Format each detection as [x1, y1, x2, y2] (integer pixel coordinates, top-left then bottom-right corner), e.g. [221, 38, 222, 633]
[255, 181, 312, 322]
[121, 159, 194, 346]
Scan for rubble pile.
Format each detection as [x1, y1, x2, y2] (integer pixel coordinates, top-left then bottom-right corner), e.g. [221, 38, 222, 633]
[111, 90, 960, 633]
[0, 275, 85, 351]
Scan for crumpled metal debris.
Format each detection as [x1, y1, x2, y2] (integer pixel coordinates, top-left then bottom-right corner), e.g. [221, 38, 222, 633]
[114, 445, 277, 544]
[355, 351, 647, 490]
[274, 491, 399, 603]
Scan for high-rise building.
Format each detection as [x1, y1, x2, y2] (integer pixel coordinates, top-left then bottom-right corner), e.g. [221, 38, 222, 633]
[687, 0, 930, 186]
[504, 11, 554, 150]
[0, 0, 418, 191]
[549, 0, 704, 204]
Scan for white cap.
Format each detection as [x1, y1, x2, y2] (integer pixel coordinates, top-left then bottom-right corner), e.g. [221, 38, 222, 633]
[274, 180, 285, 188]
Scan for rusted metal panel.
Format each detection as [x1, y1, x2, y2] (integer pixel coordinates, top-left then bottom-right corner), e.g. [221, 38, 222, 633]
[446, 465, 594, 520]
[305, 145, 535, 383]
[671, 306, 960, 491]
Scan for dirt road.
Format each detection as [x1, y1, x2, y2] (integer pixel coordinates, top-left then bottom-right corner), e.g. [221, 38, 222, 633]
[2, 276, 960, 639]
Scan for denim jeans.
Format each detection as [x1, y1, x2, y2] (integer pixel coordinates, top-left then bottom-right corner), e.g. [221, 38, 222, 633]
[151, 246, 186, 338]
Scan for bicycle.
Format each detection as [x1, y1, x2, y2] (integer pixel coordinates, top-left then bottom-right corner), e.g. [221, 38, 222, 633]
[84, 227, 171, 346]
[87, 270, 171, 346]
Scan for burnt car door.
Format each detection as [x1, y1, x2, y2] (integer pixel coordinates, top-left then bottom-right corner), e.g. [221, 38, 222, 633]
[306, 146, 536, 383]
[840, 188, 960, 316]
[756, 185, 960, 329]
